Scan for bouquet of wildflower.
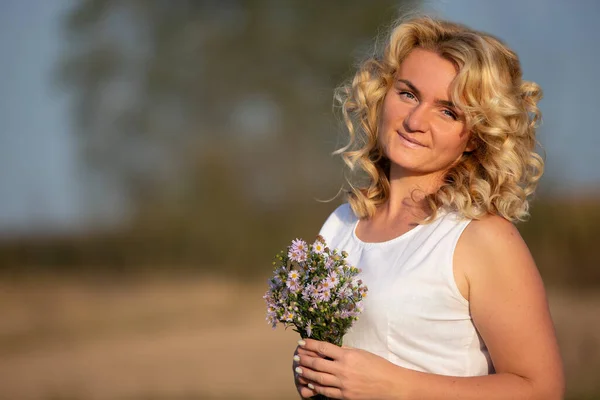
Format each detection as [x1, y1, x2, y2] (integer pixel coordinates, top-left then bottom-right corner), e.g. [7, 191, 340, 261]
[263, 235, 368, 346]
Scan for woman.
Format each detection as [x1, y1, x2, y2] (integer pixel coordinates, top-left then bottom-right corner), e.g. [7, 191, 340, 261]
[292, 16, 564, 399]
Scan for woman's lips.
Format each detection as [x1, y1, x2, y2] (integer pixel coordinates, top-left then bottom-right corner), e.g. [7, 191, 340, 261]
[397, 131, 427, 148]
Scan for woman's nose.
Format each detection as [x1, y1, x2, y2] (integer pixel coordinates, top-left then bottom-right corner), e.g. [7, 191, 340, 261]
[404, 104, 429, 133]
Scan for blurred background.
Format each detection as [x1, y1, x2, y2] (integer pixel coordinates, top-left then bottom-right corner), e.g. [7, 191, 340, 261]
[0, 0, 599, 399]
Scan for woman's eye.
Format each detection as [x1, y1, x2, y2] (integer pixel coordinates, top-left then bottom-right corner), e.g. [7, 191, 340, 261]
[398, 91, 416, 101]
[442, 109, 458, 120]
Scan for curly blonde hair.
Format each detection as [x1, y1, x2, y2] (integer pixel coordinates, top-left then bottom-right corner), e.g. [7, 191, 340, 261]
[335, 16, 544, 222]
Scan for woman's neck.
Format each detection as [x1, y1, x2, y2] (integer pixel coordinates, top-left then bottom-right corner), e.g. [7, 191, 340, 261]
[380, 166, 444, 221]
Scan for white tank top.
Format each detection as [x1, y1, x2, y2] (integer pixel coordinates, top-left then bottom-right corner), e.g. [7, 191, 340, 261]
[318, 203, 494, 376]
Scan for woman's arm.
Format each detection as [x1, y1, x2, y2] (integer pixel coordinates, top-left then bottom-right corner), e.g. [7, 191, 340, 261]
[294, 215, 564, 400]
[449, 215, 564, 399]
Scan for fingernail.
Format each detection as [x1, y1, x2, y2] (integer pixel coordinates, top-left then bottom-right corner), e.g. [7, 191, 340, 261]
[298, 339, 306, 346]
[295, 367, 303, 375]
[293, 355, 300, 362]
[308, 383, 315, 390]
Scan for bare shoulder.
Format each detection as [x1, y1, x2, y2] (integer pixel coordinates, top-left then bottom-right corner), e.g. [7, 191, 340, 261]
[455, 215, 564, 395]
[462, 214, 526, 252]
[457, 214, 532, 273]
[454, 214, 540, 302]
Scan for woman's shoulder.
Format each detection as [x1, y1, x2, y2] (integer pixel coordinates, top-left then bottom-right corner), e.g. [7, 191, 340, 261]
[462, 214, 524, 250]
[318, 203, 358, 243]
[457, 214, 534, 278]
[329, 203, 357, 222]
[454, 213, 540, 304]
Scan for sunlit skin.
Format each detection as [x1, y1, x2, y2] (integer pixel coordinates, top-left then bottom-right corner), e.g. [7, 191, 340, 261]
[292, 48, 564, 399]
[380, 48, 472, 181]
[356, 48, 477, 244]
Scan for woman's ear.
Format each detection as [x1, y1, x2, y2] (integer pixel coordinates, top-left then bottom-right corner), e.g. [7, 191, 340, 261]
[464, 136, 478, 153]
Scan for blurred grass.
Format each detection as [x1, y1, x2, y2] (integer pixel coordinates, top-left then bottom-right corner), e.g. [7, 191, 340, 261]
[1, 196, 600, 288]
[519, 196, 600, 289]
[0, 276, 599, 399]
[0, 195, 599, 398]
[0, 276, 299, 399]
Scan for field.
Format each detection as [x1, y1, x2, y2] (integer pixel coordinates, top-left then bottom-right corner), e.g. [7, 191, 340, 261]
[0, 275, 599, 399]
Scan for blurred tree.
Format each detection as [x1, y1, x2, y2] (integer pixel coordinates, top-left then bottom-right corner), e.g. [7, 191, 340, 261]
[58, 0, 420, 224]
[3, 0, 598, 288]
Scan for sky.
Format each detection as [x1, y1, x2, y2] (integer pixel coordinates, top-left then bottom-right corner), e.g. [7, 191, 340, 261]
[0, 0, 599, 235]
[429, 0, 600, 189]
[0, 0, 83, 235]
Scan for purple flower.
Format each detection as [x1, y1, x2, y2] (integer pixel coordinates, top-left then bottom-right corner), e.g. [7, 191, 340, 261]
[325, 258, 335, 270]
[264, 295, 281, 310]
[297, 252, 308, 263]
[312, 240, 325, 254]
[284, 310, 295, 322]
[266, 312, 278, 328]
[286, 279, 301, 293]
[268, 276, 282, 291]
[290, 238, 307, 252]
[338, 283, 352, 299]
[359, 286, 368, 299]
[307, 285, 321, 301]
[318, 289, 332, 302]
[288, 270, 300, 281]
[279, 288, 290, 303]
[318, 280, 333, 293]
[266, 236, 367, 342]
[302, 283, 316, 301]
[345, 301, 364, 317]
[288, 250, 299, 262]
[326, 271, 339, 286]
[355, 301, 364, 313]
[265, 302, 279, 328]
[288, 239, 308, 262]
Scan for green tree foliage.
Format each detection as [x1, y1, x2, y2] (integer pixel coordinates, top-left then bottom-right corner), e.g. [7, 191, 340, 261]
[58, 0, 419, 214]
[3, 0, 596, 290]
[44, 0, 419, 275]
[518, 198, 600, 289]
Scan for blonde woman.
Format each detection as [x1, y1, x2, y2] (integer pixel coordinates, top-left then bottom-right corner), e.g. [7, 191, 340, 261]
[292, 16, 564, 399]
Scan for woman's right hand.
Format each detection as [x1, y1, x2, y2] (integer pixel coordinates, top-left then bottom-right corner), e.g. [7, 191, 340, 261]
[293, 343, 323, 398]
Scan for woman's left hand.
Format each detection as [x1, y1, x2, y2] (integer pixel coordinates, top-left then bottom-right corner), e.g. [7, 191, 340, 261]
[295, 338, 403, 399]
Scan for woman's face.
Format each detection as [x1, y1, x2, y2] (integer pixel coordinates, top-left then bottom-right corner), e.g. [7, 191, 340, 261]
[379, 48, 471, 179]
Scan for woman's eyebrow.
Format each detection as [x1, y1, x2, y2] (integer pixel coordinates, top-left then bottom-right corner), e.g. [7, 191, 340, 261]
[435, 99, 457, 109]
[396, 79, 421, 98]
[397, 78, 457, 110]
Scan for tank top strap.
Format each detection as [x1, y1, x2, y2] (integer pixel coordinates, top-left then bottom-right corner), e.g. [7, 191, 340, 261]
[424, 212, 472, 305]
